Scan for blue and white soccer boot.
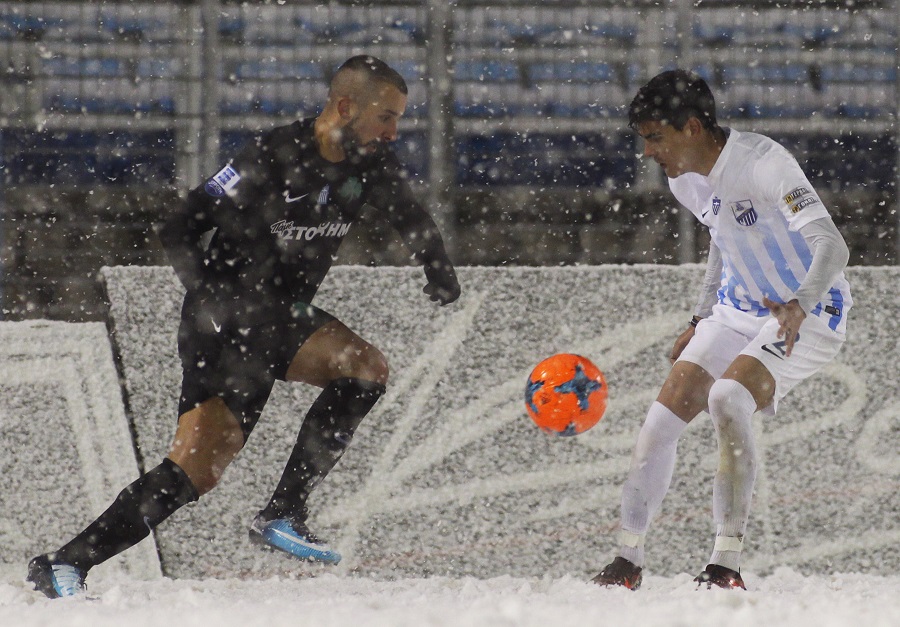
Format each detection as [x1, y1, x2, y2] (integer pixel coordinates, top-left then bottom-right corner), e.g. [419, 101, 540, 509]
[249, 513, 342, 564]
[27, 554, 87, 598]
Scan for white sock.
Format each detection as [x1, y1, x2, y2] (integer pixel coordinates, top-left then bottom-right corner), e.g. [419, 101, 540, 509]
[707, 378, 758, 572]
[618, 401, 688, 567]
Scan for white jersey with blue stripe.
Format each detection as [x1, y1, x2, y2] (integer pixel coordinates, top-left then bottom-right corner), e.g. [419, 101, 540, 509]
[669, 128, 852, 333]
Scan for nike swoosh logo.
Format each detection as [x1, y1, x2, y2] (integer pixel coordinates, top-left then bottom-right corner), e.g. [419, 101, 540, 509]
[285, 193, 309, 203]
[270, 526, 325, 549]
[211, 319, 222, 333]
[701, 211, 709, 218]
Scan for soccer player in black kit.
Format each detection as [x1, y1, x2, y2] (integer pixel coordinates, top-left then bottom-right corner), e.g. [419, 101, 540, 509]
[27, 55, 460, 598]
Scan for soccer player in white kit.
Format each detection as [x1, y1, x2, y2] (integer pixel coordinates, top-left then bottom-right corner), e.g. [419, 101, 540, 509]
[592, 70, 852, 590]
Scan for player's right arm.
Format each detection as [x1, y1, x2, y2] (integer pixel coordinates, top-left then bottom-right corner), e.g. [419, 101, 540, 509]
[157, 135, 272, 293]
[669, 242, 721, 364]
[157, 184, 220, 293]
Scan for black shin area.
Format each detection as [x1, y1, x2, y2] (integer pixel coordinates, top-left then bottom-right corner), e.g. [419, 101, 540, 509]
[54, 458, 199, 571]
[262, 377, 385, 521]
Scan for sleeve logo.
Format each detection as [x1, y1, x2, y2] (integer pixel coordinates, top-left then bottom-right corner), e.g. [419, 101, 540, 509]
[783, 186, 819, 214]
[204, 164, 241, 197]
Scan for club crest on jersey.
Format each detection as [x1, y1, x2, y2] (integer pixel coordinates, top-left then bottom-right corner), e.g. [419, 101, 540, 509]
[712, 197, 721, 215]
[204, 164, 240, 197]
[316, 185, 330, 206]
[339, 177, 363, 200]
[730, 199, 758, 226]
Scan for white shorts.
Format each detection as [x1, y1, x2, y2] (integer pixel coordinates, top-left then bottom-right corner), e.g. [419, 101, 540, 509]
[677, 304, 847, 414]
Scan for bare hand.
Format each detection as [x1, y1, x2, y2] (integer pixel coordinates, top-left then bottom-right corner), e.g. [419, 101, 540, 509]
[669, 325, 696, 364]
[762, 296, 806, 357]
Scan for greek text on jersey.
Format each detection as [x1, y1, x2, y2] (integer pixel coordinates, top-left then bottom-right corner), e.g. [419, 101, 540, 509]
[271, 220, 351, 240]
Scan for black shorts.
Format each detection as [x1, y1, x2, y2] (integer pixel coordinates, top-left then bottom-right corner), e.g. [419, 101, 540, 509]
[176, 295, 335, 439]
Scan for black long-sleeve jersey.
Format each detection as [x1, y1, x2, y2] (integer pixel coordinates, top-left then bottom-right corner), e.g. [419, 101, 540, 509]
[159, 118, 457, 321]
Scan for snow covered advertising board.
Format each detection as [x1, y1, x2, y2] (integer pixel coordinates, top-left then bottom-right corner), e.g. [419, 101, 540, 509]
[7, 265, 896, 582]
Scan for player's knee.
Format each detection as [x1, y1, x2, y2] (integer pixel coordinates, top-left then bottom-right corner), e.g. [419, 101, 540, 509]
[359, 348, 389, 386]
[337, 342, 388, 385]
[708, 379, 758, 467]
[185, 458, 230, 496]
[708, 379, 755, 424]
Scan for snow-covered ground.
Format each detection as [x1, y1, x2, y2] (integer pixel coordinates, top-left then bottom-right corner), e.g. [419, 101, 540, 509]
[2, 266, 897, 626]
[2, 568, 898, 627]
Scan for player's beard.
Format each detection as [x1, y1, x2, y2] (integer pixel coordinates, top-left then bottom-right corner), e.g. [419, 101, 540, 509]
[341, 118, 380, 159]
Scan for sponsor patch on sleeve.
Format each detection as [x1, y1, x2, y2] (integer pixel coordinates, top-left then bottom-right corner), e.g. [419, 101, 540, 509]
[783, 186, 820, 214]
[204, 164, 241, 197]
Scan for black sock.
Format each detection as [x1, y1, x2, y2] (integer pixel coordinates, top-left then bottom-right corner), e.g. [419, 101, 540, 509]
[53, 458, 198, 571]
[262, 377, 385, 521]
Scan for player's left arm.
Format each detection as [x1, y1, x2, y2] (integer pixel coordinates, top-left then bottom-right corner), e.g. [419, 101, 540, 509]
[763, 218, 849, 354]
[756, 153, 849, 355]
[366, 156, 460, 306]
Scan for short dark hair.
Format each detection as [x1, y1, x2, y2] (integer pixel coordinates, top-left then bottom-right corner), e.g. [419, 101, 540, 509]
[628, 69, 718, 131]
[334, 55, 408, 96]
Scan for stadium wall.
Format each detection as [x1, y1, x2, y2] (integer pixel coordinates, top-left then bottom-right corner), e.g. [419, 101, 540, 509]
[5, 266, 899, 584]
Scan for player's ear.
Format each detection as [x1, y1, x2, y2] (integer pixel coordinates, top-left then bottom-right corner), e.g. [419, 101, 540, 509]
[685, 117, 703, 137]
[337, 96, 357, 122]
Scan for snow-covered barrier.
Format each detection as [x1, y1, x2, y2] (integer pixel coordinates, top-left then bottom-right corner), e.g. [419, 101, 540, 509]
[98, 265, 899, 580]
[0, 321, 161, 582]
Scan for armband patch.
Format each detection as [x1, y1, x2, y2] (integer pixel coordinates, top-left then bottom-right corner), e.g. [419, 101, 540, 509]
[204, 164, 241, 197]
[784, 186, 820, 214]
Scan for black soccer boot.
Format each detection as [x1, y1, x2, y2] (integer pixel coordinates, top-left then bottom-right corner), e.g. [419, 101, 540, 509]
[591, 556, 643, 590]
[694, 563, 746, 590]
[27, 554, 87, 598]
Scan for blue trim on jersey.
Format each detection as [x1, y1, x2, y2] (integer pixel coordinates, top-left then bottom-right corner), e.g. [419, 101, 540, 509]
[731, 229, 777, 315]
[719, 264, 746, 310]
[826, 286, 844, 330]
[761, 230, 803, 292]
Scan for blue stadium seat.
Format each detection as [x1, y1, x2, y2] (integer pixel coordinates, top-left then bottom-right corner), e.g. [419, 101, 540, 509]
[820, 65, 897, 83]
[44, 79, 176, 115]
[544, 84, 628, 119]
[722, 84, 820, 119]
[528, 61, 617, 83]
[219, 82, 325, 117]
[2, 129, 175, 185]
[720, 64, 808, 84]
[97, 11, 175, 43]
[332, 23, 417, 45]
[803, 133, 896, 192]
[453, 83, 541, 118]
[43, 57, 124, 78]
[823, 83, 892, 119]
[456, 132, 635, 187]
[232, 60, 324, 81]
[244, 17, 318, 45]
[693, 23, 739, 46]
[136, 58, 182, 79]
[0, 14, 66, 40]
[454, 60, 520, 83]
[392, 59, 425, 82]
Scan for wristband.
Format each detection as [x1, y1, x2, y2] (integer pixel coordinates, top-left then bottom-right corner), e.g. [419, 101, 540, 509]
[689, 316, 702, 328]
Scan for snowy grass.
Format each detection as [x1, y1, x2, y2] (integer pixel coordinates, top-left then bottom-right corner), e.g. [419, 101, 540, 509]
[1, 568, 897, 627]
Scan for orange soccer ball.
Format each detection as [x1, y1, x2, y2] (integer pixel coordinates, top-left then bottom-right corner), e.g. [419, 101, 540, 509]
[525, 354, 608, 436]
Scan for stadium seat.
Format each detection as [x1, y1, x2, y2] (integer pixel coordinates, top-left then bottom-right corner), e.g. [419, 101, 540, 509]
[0, 14, 66, 40]
[231, 60, 324, 81]
[454, 60, 520, 83]
[528, 61, 617, 83]
[43, 57, 124, 78]
[719, 63, 809, 84]
[453, 83, 542, 118]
